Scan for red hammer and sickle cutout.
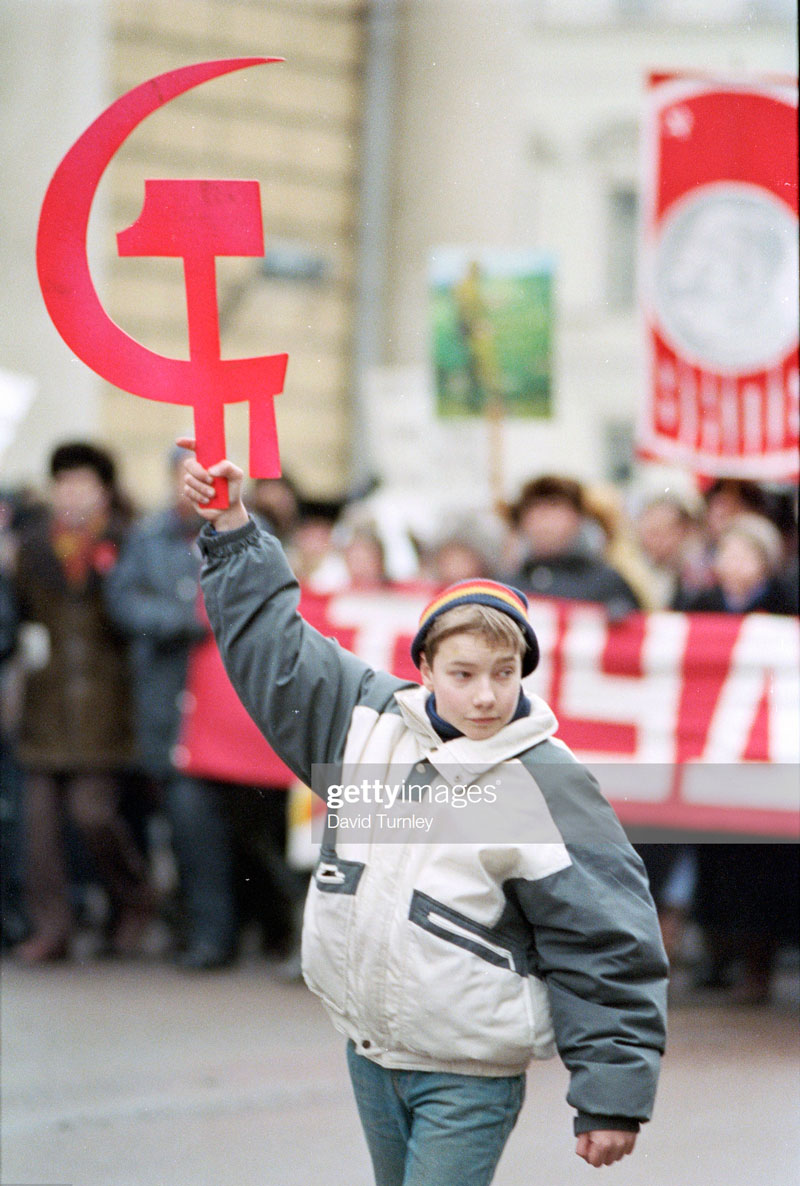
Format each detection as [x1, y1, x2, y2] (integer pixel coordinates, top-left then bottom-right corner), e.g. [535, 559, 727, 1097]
[36, 58, 288, 507]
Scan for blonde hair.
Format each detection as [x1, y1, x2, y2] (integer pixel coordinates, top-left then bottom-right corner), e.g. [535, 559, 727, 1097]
[421, 604, 526, 665]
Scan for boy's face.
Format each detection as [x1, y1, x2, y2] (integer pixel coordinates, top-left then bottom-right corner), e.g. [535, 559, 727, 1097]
[419, 631, 522, 740]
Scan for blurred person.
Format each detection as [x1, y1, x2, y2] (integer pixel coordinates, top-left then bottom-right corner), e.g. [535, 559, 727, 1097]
[288, 497, 348, 592]
[104, 446, 209, 951]
[635, 493, 709, 610]
[582, 484, 661, 611]
[507, 475, 640, 619]
[667, 478, 772, 605]
[683, 513, 797, 615]
[418, 513, 503, 586]
[584, 486, 701, 956]
[247, 473, 300, 542]
[682, 511, 798, 1003]
[425, 536, 493, 585]
[165, 770, 305, 972]
[703, 478, 768, 545]
[12, 442, 153, 963]
[0, 558, 26, 949]
[110, 463, 303, 971]
[0, 564, 19, 679]
[341, 525, 389, 590]
[336, 483, 423, 584]
[1, 489, 46, 950]
[105, 446, 207, 789]
[107, 451, 303, 970]
[169, 596, 309, 971]
[691, 842, 799, 1006]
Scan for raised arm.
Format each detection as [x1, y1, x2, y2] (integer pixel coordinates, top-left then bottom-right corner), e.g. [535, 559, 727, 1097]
[181, 440, 407, 786]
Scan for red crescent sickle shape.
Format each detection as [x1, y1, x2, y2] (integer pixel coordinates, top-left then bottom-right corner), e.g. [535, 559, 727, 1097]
[36, 58, 284, 407]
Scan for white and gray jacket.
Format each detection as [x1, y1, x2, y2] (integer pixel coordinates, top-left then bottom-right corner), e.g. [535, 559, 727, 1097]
[199, 519, 668, 1134]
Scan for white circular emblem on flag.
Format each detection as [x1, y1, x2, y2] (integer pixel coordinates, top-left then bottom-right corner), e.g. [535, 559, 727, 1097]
[653, 183, 799, 373]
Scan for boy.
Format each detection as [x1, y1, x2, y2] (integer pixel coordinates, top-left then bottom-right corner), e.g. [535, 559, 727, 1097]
[181, 442, 668, 1184]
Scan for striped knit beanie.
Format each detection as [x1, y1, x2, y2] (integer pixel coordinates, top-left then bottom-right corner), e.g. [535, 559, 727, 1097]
[411, 579, 540, 676]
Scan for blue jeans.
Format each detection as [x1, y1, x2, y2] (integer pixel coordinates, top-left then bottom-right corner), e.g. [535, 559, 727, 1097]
[346, 1041, 525, 1186]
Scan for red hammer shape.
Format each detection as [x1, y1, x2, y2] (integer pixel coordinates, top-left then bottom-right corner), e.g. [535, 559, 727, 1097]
[118, 179, 272, 508]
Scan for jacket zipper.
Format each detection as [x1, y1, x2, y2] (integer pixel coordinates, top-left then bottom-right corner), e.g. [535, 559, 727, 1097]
[426, 910, 514, 971]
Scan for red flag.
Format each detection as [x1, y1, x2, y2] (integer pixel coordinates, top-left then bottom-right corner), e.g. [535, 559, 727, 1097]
[638, 73, 798, 480]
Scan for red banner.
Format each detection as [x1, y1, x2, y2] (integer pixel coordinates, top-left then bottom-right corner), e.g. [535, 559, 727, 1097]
[177, 588, 799, 838]
[638, 72, 799, 480]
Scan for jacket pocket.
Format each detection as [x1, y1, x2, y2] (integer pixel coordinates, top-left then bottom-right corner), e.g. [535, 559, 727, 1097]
[410, 892, 524, 971]
[395, 890, 552, 1065]
[301, 851, 364, 1013]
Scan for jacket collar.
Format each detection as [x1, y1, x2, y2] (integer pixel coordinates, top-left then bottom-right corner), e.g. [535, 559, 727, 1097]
[393, 683, 558, 778]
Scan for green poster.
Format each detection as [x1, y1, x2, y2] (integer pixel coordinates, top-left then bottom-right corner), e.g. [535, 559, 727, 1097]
[430, 248, 554, 418]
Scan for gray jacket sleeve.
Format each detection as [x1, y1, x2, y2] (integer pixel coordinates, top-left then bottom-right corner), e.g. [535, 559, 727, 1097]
[514, 749, 668, 1133]
[198, 518, 407, 786]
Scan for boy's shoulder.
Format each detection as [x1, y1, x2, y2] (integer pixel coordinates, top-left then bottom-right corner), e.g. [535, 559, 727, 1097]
[519, 736, 629, 847]
[522, 735, 578, 766]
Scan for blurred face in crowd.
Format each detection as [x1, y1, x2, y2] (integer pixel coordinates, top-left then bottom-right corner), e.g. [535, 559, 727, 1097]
[706, 488, 748, 543]
[291, 517, 336, 579]
[250, 478, 299, 538]
[419, 632, 522, 740]
[432, 541, 489, 585]
[50, 466, 110, 528]
[519, 497, 582, 558]
[344, 532, 385, 589]
[714, 532, 769, 603]
[637, 502, 688, 569]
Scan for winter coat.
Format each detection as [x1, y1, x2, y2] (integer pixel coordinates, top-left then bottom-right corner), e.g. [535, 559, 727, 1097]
[105, 507, 207, 778]
[14, 515, 134, 771]
[199, 518, 668, 1134]
[512, 542, 640, 620]
[682, 576, 799, 616]
[0, 569, 18, 664]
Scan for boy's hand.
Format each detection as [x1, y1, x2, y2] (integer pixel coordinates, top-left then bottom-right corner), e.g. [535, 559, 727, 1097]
[176, 438, 248, 533]
[576, 1130, 637, 1168]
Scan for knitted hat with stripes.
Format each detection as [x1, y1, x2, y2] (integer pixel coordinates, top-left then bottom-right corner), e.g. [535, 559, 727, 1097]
[411, 579, 540, 676]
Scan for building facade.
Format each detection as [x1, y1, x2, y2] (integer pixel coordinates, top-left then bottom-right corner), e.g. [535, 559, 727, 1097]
[1, 0, 795, 505]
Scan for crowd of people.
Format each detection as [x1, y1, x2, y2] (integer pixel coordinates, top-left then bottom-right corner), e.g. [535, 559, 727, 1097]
[0, 439, 797, 999]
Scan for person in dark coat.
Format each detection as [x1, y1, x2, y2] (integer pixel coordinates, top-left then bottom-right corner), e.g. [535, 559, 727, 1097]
[108, 456, 304, 970]
[684, 511, 799, 1003]
[507, 475, 640, 619]
[105, 448, 207, 787]
[105, 448, 216, 965]
[13, 442, 153, 963]
[0, 560, 26, 949]
[682, 513, 798, 616]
